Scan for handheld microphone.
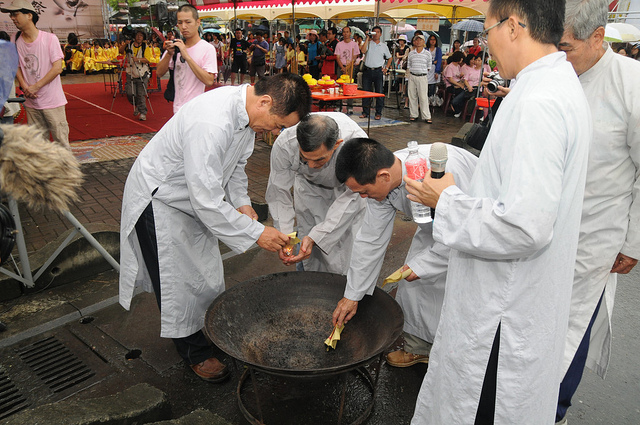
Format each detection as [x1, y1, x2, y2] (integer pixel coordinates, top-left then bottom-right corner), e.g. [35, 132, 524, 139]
[429, 142, 448, 218]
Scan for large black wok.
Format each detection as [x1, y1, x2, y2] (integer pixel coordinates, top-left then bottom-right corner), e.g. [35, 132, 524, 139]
[204, 271, 403, 376]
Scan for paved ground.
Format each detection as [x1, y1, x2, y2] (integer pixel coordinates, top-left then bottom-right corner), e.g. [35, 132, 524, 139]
[0, 82, 639, 424]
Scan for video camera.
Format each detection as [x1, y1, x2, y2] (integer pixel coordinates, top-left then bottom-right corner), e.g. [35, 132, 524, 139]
[121, 25, 136, 42]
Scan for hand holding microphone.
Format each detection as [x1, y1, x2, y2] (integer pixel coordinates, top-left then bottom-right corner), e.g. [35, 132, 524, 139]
[404, 142, 454, 209]
[429, 143, 448, 218]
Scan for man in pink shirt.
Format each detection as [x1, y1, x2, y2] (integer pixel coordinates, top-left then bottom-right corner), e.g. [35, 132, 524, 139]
[157, 4, 217, 114]
[334, 26, 361, 115]
[2, 0, 69, 148]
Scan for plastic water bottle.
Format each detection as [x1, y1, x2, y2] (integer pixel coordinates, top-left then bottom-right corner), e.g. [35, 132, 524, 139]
[405, 141, 431, 224]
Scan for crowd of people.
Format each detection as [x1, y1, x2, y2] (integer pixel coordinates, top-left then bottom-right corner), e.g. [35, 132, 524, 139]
[2, 0, 640, 423]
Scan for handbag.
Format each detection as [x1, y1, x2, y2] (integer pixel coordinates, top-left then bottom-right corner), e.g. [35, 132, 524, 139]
[464, 97, 502, 151]
[163, 51, 179, 102]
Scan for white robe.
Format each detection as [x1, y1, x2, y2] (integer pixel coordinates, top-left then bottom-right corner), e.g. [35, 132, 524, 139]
[565, 46, 640, 378]
[412, 52, 591, 424]
[265, 112, 367, 274]
[395, 146, 477, 344]
[343, 144, 477, 320]
[119, 85, 264, 339]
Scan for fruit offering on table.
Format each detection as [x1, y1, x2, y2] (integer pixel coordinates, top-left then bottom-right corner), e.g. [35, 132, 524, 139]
[317, 78, 335, 86]
[302, 74, 318, 87]
[336, 74, 354, 84]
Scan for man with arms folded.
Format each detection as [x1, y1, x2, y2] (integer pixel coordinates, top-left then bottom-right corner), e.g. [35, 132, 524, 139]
[404, 0, 591, 422]
[554, 1, 640, 423]
[2, 0, 70, 148]
[266, 112, 367, 274]
[157, 4, 217, 114]
[119, 74, 311, 383]
[331, 139, 477, 367]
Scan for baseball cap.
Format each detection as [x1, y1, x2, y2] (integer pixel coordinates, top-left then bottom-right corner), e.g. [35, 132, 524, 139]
[308, 30, 318, 36]
[1, 0, 37, 13]
[414, 34, 425, 41]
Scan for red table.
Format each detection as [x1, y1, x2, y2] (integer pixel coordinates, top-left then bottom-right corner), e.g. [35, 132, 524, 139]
[311, 89, 386, 134]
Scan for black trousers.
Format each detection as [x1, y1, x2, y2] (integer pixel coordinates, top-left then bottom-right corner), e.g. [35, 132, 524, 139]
[475, 323, 501, 425]
[135, 202, 214, 365]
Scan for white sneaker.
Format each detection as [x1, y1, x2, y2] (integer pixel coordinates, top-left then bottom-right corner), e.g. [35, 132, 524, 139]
[454, 112, 461, 118]
[139, 114, 147, 121]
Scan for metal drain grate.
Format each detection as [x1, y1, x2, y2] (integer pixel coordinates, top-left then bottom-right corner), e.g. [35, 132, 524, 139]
[0, 368, 30, 420]
[18, 336, 95, 393]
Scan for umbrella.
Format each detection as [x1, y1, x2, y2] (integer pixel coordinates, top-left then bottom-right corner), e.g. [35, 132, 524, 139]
[451, 20, 484, 33]
[604, 23, 640, 42]
[350, 26, 365, 38]
[151, 27, 165, 43]
[395, 23, 416, 33]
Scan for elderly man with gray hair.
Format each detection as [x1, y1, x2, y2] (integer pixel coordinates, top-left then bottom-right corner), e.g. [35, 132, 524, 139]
[266, 112, 367, 273]
[555, 1, 640, 423]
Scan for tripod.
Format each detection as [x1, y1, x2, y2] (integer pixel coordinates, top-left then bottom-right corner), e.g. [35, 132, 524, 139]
[110, 44, 155, 115]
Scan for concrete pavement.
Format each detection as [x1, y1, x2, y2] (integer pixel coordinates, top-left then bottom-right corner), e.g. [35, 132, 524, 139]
[0, 87, 638, 424]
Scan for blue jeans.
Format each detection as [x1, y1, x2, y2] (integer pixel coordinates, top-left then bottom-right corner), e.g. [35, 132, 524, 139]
[556, 291, 604, 422]
[361, 67, 384, 116]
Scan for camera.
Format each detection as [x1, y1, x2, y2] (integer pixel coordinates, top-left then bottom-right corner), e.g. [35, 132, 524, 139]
[486, 71, 507, 93]
[121, 25, 135, 42]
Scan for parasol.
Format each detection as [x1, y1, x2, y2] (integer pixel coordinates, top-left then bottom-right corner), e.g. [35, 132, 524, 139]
[451, 20, 484, 33]
[604, 23, 640, 42]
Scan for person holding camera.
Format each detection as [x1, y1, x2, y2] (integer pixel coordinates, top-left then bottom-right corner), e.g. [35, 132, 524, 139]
[156, 4, 217, 115]
[119, 29, 154, 121]
[359, 26, 392, 120]
[248, 30, 269, 83]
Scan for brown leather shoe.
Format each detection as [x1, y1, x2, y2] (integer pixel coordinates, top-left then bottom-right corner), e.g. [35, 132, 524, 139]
[386, 349, 429, 368]
[190, 357, 229, 383]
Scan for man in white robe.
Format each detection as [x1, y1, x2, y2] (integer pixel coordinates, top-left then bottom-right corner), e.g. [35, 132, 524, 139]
[555, 1, 640, 422]
[331, 139, 478, 364]
[265, 112, 367, 273]
[119, 73, 311, 382]
[404, 0, 592, 422]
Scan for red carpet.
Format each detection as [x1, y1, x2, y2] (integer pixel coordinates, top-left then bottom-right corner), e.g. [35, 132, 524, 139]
[63, 81, 174, 142]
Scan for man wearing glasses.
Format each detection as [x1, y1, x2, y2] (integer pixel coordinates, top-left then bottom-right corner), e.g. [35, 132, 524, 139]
[405, 0, 592, 423]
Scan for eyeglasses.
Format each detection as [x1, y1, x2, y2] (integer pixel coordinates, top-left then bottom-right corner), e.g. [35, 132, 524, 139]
[479, 18, 527, 43]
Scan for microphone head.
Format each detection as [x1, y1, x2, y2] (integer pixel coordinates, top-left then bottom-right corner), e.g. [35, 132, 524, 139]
[0, 124, 83, 212]
[429, 142, 448, 173]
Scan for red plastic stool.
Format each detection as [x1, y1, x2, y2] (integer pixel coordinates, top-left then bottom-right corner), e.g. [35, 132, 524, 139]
[469, 97, 496, 123]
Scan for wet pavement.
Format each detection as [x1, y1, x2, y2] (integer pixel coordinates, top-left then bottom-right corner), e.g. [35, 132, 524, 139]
[0, 85, 639, 424]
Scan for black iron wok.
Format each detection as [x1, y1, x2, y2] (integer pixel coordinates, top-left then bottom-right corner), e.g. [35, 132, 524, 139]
[204, 271, 404, 376]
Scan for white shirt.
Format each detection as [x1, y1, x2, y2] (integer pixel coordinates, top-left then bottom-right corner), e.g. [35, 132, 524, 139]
[412, 52, 591, 424]
[119, 85, 264, 338]
[266, 112, 367, 273]
[407, 48, 432, 75]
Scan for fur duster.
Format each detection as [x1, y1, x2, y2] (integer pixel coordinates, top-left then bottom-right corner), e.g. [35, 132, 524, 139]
[0, 124, 83, 212]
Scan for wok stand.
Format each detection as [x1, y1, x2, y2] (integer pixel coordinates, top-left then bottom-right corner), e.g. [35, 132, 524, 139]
[205, 272, 403, 425]
[235, 353, 384, 425]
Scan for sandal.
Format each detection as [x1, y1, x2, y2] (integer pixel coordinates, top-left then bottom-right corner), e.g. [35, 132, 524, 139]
[426, 119, 432, 124]
[410, 117, 418, 122]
